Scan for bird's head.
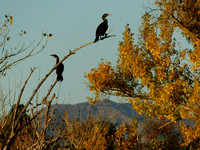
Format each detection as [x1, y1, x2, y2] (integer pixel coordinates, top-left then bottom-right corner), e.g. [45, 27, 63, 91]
[50, 54, 59, 59]
[102, 14, 111, 20]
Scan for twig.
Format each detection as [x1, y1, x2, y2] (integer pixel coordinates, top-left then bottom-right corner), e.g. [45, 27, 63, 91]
[43, 94, 56, 137]
[158, 121, 173, 130]
[30, 94, 55, 149]
[30, 108, 41, 138]
[12, 67, 36, 132]
[42, 80, 58, 104]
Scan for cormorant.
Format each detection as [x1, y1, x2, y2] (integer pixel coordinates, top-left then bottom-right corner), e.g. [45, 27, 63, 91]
[94, 13, 111, 43]
[50, 54, 64, 82]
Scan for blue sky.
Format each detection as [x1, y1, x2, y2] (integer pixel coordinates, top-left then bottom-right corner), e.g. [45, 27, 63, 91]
[1, 0, 153, 106]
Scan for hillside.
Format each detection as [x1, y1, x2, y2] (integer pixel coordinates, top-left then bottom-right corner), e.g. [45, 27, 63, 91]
[47, 99, 143, 125]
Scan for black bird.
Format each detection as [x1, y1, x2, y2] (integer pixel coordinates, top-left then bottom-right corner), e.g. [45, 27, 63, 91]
[50, 54, 64, 82]
[94, 13, 111, 43]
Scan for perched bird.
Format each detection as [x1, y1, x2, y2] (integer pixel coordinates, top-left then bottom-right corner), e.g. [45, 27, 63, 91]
[94, 13, 111, 42]
[50, 54, 64, 82]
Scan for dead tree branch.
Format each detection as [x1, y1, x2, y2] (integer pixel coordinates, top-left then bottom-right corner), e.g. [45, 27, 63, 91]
[14, 33, 115, 129]
[3, 31, 115, 149]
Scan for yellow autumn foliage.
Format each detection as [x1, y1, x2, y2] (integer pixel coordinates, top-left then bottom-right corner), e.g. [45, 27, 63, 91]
[113, 122, 140, 150]
[86, 0, 200, 146]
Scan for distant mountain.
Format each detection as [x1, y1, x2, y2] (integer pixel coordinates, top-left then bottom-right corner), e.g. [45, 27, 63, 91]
[42, 99, 194, 128]
[41, 99, 194, 141]
[46, 99, 143, 125]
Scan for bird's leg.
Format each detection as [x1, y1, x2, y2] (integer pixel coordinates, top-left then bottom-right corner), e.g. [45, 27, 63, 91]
[100, 34, 108, 40]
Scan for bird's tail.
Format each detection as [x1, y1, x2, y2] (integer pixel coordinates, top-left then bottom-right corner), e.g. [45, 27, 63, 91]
[57, 74, 63, 82]
[94, 36, 99, 43]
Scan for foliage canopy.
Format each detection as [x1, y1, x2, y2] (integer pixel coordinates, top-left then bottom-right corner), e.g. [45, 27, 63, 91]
[86, 0, 200, 146]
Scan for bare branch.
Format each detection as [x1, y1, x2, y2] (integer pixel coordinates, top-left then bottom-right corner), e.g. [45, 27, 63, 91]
[0, 36, 49, 74]
[42, 80, 58, 104]
[43, 94, 56, 136]
[15, 35, 115, 128]
[30, 94, 56, 149]
[12, 67, 36, 131]
[30, 108, 41, 138]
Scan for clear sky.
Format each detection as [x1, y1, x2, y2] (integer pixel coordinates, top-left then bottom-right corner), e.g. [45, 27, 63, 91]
[1, 0, 153, 107]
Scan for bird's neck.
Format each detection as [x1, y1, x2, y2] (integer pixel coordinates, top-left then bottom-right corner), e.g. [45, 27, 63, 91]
[56, 59, 59, 64]
[103, 18, 107, 22]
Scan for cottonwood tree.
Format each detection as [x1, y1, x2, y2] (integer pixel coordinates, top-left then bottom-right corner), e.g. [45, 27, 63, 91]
[86, 0, 200, 147]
